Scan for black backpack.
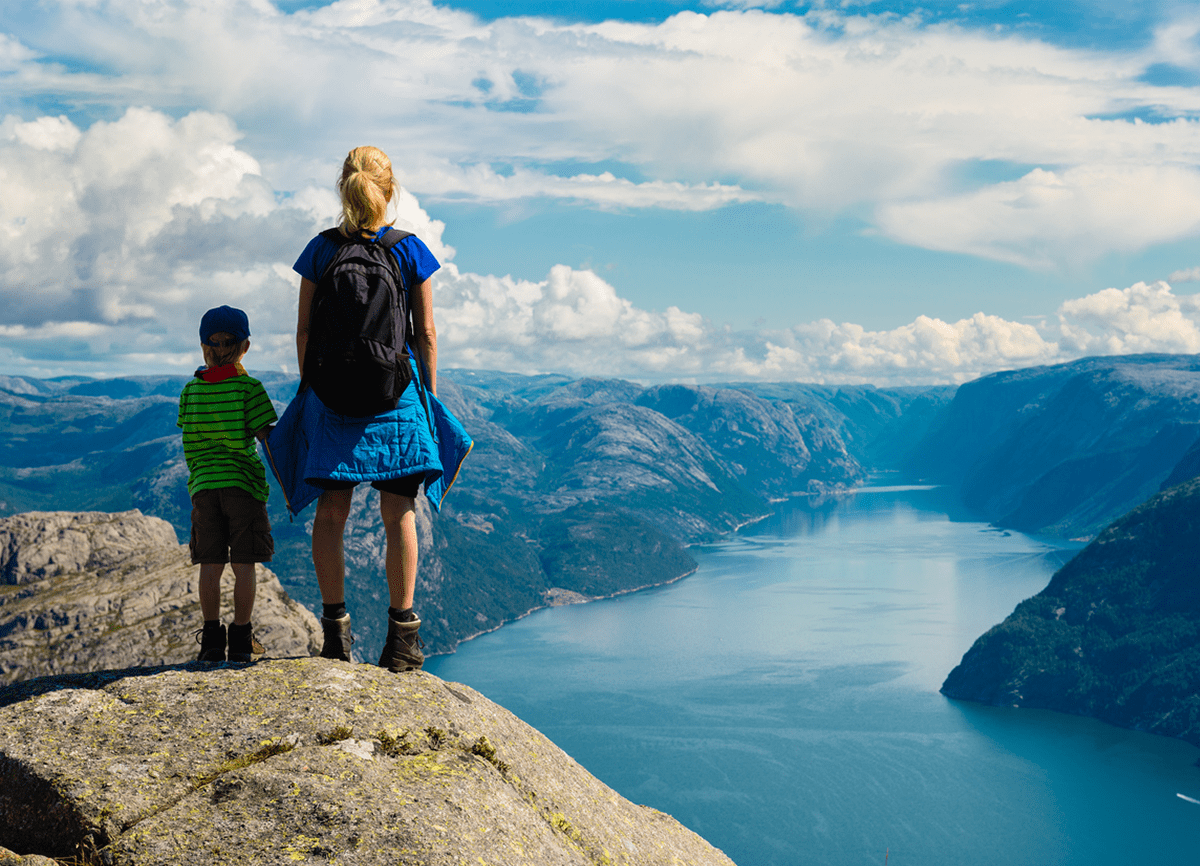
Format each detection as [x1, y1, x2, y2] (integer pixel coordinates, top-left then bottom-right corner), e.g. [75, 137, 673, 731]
[303, 227, 414, 417]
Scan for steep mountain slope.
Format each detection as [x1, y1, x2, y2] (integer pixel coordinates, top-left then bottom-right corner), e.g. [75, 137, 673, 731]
[908, 354, 1200, 539]
[941, 476, 1200, 746]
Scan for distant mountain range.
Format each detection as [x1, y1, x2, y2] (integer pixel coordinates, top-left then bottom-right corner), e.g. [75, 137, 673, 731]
[908, 354, 1200, 539]
[924, 354, 1200, 743]
[7, 353, 1200, 705]
[0, 370, 949, 660]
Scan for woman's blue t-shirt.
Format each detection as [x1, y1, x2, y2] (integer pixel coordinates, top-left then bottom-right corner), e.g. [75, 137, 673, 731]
[292, 227, 441, 288]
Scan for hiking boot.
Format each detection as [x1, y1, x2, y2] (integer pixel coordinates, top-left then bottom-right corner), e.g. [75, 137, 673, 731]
[320, 613, 354, 662]
[379, 614, 424, 672]
[196, 622, 226, 662]
[227, 622, 258, 663]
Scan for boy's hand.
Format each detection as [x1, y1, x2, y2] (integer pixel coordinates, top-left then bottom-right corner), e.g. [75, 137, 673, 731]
[254, 425, 275, 442]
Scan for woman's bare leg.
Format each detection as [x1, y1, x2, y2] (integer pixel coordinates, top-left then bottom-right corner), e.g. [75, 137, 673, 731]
[312, 488, 354, 604]
[379, 491, 418, 611]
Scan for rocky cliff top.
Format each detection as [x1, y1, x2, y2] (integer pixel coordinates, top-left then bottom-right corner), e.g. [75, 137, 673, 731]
[0, 511, 321, 685]
[0, 659, 735, 866]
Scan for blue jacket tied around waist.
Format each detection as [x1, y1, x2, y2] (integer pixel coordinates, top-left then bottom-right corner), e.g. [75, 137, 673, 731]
[264, 368, 472, 517]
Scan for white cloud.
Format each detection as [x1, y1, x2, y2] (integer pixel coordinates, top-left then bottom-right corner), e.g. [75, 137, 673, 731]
[1055, 281, 1200, 355]
[3, 100, 1200, 388]
[5, 0, 1200, 266]
[426, 270, 1200, 385]
[0, 108, 290, 329]
[877, 164, 1200, 268]
[1168, 266, 1200, 282]
[408, 162, 759, 210]
[3, 107, 1200, 385]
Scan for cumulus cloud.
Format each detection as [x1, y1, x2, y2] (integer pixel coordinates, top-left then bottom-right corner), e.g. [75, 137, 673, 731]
[3, 0, 1200, 267]
[427, 269, 1200, 385]
[3, 107, 1200, 384]
[877, 164, 1200, 268]
[1168, 266, 1200, 282]
[1055, 281, 1200, 355]
[0, 108, 294, 333]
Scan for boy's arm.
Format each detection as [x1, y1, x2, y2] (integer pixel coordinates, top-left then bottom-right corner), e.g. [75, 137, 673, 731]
[177, 385, 188, 429]
[245, 381, 279, 443]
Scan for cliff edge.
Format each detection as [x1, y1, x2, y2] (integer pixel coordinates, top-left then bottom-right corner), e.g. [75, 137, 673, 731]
[0, 660, 735, 865]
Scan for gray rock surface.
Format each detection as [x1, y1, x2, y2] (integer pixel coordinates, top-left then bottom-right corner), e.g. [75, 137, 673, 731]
[0, 660, 736, 866]
[0, 511, 321, 685]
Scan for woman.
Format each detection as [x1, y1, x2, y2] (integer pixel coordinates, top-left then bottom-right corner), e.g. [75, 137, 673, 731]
[268, 146, 470, 672]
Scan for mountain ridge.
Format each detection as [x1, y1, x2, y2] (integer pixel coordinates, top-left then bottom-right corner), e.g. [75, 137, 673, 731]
[0, 369, 946, 663]
[908, 353, 1200, 539]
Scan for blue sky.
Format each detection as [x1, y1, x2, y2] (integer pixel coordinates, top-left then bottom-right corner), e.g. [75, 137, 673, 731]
[1, 0, 1199, 384]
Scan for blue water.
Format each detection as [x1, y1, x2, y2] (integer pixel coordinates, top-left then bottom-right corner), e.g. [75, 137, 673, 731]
[425, 487, 1200, 865]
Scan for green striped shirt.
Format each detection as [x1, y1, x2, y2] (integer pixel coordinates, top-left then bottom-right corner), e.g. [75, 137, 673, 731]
[177, 369, 278, 501]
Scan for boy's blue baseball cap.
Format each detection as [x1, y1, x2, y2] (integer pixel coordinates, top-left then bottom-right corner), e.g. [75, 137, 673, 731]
[199, 306, 251, 345]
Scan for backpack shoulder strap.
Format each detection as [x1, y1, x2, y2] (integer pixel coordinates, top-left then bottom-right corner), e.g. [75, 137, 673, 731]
[378, 229, 413, 250]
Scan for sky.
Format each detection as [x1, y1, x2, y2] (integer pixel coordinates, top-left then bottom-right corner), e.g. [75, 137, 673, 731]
[1, 0, 1199, 386]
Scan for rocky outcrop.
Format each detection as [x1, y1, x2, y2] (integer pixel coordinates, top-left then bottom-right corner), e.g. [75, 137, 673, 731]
[0, 660, 736, 866]
[0, 511, 321, 685]
[941, 477, 1200, 745]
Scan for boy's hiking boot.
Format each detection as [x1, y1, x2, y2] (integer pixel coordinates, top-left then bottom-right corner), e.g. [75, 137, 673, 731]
[227, 622, 258, 663]
[320, 614, 354, 662]
[379, 614, 424, 673]
[196, 622, 226, 662]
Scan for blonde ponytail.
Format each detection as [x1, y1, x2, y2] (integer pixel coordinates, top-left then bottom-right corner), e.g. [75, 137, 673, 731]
[337, 146, 396, 236]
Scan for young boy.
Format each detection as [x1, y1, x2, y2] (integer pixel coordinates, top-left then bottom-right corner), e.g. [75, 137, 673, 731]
[178, 305, 279, 663]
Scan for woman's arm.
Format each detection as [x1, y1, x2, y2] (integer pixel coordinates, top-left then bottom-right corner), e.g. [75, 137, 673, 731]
[297, 277, 317, 378]
[410, 276, 438, 396]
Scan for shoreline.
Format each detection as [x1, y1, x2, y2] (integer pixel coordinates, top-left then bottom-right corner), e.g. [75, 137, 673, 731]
[431, 498, 792, 657]
[431, 563, 702, 656]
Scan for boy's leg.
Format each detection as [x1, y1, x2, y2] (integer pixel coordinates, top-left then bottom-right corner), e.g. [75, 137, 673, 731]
[198, 563, 225, 622]
[221, 489, 272, 662]
[230, 562, 256, 626]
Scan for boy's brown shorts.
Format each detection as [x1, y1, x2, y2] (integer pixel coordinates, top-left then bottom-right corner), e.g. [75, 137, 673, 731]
[189, 488, 274, 565]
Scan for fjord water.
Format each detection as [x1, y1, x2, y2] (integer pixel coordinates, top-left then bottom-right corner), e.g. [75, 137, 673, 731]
[424, 487, 1200, 865]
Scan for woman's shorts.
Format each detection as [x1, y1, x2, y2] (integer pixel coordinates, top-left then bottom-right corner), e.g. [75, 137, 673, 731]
[310, 474, 422, 499]
[189, 487, 274, 565]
